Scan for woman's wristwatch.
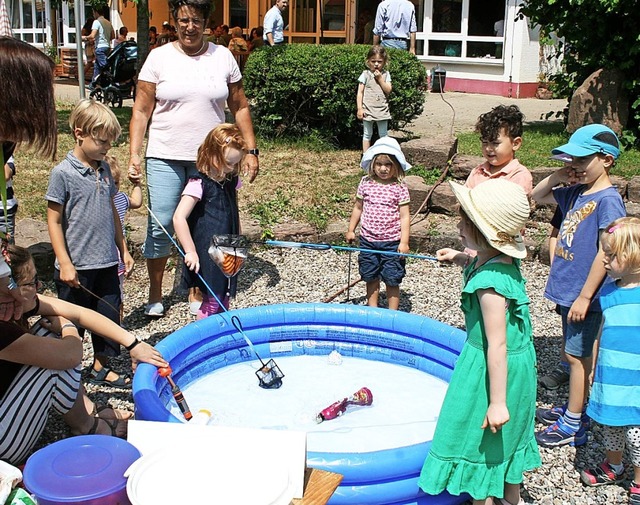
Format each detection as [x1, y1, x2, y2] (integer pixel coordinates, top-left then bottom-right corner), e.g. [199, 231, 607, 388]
[247, 149, 259, 156]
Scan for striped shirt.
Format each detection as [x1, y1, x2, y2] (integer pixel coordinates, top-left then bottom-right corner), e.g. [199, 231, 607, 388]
[587, 282, 640, 426]
[113, 191, 130, 276]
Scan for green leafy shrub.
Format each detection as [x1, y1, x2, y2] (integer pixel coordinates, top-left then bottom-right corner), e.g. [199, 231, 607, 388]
[243, 44, 427, 147]
[520, 0, 640, 146]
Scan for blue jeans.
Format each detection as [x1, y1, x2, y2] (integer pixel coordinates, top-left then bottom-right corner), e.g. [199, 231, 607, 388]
[381, 39, 408, 51]
[143, 158, 199, 259]
[92, 46, 110, 83]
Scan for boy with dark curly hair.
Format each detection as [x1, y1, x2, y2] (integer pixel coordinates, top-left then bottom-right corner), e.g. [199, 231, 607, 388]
[465, 104, 533, 193]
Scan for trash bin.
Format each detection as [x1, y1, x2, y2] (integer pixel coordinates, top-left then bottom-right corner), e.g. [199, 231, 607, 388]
[431, 65, 446, 93]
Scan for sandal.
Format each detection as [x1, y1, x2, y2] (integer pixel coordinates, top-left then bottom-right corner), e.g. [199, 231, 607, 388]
[71, 417, 128, 439]
[88, 366, 132, 389]
[87, 417, 127, 439]
[92, 404, 134, 420]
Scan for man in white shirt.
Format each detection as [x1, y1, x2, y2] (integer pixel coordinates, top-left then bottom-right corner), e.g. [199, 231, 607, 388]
[263, 0, 288, 46]
[373, 0, 417, 55]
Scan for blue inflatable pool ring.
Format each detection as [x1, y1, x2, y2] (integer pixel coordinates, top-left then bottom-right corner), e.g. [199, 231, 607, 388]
[133, 303, 469, 505]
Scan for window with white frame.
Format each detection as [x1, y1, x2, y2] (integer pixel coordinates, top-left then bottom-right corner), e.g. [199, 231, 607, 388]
[7, 0, 50, 44]
[416, 0, 507, 61]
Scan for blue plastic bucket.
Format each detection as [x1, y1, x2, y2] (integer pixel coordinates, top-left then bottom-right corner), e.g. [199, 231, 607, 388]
[23, 435, 140, 505]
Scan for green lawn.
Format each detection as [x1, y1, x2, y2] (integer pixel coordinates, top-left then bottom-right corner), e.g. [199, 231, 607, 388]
[14, 105, 638, 236]
[456, 122, 640, 178]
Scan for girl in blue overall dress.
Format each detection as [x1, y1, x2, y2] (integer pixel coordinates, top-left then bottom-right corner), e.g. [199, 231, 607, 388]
[173, 124, 246, 319]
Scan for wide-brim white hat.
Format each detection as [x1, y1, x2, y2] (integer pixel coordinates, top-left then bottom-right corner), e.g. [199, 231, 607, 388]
[449, 179, 530, 259]
[360, 137, 411, 173]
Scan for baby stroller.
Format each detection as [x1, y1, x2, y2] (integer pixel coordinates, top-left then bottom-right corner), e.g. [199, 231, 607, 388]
[89, 40, 137, 108]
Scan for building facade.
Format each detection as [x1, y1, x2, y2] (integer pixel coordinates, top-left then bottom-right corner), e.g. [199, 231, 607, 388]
[7, 0, 550, 97]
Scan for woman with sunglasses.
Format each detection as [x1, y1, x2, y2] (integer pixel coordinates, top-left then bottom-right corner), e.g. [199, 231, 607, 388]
[0, 245, 167, 465]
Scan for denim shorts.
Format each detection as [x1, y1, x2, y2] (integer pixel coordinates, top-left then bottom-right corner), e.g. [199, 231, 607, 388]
[143, 158, 199, 259]
[358, 237, 406, 286]
[559, 305, 602, 358]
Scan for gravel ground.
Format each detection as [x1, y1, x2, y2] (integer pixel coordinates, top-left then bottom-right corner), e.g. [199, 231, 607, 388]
[39, 89, 617, 503]
[34, 246, 633, 504]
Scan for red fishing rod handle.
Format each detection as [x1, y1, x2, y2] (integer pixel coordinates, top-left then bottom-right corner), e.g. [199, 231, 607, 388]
[158, 366, 172, 377]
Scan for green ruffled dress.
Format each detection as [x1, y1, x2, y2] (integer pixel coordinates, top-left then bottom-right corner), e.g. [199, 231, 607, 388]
[418, 259, 541, 500]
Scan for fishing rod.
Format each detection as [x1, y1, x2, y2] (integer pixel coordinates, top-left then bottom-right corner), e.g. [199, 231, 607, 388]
[261, 239, 438, 262]
[145, 205, 284, 389]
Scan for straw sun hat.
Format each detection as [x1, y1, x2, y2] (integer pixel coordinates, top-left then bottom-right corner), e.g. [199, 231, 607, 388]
[449, 179, 530, 259]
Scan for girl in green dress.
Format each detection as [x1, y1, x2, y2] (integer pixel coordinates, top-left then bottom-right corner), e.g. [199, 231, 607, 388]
[419, 179, 540, 505]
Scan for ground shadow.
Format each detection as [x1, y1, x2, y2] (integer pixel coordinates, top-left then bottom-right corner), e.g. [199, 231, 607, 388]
[235, 253, 282, 291]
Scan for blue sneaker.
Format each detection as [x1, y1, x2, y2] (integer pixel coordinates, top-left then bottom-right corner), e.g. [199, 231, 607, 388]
[535, 404, 591, 429]
[535, 404, 566, 425]
[536, 417, 588, 447]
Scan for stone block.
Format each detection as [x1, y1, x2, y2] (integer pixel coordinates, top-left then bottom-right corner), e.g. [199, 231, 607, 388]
[530, 167, 557, 186]
[450, 154, 483, 181]
[628, 176, 640, 203]
[610, 175, 628, 199]
[272, 222, 317, 242]
[531, 204, 558, 224]
[567, 68, 629, 134]
[405, 175, 430, 214]
[625, 202, 640, 219]
[29, 242, 55, 280]
[429, 183, 458, 216]
[319, 221, 348, 245]
[403, 135, 457, 170]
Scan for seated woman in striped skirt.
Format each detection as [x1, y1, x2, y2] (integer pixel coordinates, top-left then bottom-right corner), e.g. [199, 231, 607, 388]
[0, 245, 167, 465]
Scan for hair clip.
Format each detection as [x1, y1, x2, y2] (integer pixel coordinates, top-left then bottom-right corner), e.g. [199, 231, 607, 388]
[608, 223, 623, 234]
[224, 137, 232, 144]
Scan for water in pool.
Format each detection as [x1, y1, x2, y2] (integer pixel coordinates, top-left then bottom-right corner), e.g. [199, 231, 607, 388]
[170, 354, 449, 454]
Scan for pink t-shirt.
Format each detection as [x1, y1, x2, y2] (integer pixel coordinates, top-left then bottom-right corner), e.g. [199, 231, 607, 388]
[356, 176, 410, 242]
[464, 158, 533, 195]
[183, 178, 204, 200]
[139, 43, 242, 161]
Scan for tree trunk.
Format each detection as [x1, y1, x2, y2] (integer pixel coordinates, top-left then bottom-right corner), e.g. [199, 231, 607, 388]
[136, 0, 149, 72]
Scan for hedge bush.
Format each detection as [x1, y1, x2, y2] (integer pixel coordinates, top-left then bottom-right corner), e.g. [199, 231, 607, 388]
[243, 44, 428, 147]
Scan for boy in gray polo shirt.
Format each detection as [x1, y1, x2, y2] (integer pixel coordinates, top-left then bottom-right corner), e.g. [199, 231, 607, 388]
[46, 99, 134, 389]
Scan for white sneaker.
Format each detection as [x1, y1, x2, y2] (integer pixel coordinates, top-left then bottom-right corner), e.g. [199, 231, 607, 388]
[189, 301, 201, 316]
[144, 302, 164, 317]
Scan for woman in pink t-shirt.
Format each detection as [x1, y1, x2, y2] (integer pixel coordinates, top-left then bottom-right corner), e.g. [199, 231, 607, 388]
[346, 137, 411, 310]
[127, 0, 259, 318]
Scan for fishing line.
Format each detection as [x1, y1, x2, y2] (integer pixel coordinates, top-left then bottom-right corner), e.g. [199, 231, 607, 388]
[145, 205, 284, 389]
[261, 240, 438, 262]
[345, 249, 352, 303]
[78, 283, 121, 318]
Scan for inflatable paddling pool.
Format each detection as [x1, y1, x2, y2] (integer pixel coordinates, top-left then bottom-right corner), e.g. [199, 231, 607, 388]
[133, 303, 469, 505]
